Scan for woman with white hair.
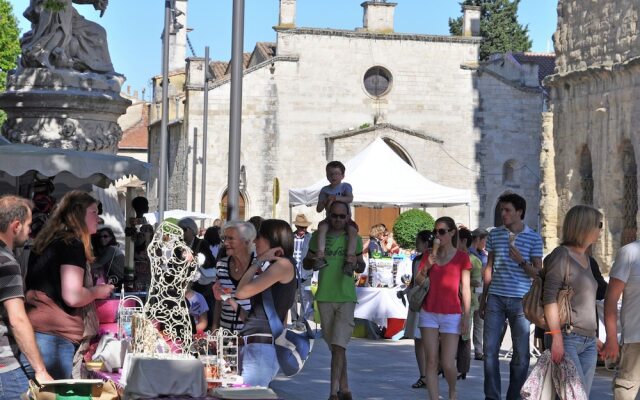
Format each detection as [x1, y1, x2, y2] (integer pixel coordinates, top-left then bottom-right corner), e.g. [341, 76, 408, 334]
[211, 221, 256, 333]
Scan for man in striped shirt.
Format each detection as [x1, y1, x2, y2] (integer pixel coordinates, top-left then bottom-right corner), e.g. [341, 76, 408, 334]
[0, 195, 52, 398]
[481, 193, 543, 400]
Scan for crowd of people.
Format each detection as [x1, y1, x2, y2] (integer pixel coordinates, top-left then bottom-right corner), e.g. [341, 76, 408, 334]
[1, 159, 640, 400]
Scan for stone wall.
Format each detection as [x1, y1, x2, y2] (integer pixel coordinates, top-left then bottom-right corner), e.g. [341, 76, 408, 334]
[555, 0, 640, 74]
[149, 26, 545, 234]
[546, 65, 640, 269]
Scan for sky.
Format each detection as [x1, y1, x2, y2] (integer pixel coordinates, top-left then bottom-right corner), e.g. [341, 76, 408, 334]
[8, 0, 558, 100]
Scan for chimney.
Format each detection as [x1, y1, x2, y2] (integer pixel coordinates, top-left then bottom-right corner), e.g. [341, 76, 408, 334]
[168, 0, 188, 72]
[361, 1, 397, 33]
[462, 5, 481, 37]
[278, 0, 296, 28]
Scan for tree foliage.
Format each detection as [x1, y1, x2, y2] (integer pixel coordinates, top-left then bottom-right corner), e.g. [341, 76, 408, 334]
[449, 0, 532, 61]
[0, 0, 21, 124]
[392, 209, 435, 250]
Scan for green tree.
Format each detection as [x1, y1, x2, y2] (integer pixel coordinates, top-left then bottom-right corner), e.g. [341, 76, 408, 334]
[0, 0, 21, 125]
[449, 0, 532, 61]
[392, 209, 435, 250]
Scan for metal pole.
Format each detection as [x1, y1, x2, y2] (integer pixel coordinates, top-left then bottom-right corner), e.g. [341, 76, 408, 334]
[227, 0, 245, 221]
[191, 127, 198, 211]
[201, 46, 210, 216]
[158, 0, 172, 222]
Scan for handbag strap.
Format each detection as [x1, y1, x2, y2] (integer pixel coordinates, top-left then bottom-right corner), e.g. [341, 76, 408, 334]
[262, 285, 284, 340]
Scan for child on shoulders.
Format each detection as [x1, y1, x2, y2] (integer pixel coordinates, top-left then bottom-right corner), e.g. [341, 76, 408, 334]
[314, 161, 361, 274]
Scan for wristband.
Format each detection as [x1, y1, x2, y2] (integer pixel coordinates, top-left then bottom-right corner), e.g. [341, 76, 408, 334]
[544, 330, 562, 335]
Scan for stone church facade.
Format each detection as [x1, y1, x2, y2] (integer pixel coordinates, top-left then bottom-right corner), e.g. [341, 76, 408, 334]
[148, 0, 552, 232]
[541, 0, 640, 269]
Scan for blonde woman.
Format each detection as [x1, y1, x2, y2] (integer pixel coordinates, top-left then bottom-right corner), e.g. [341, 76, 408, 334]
[543, 205, 602, 395]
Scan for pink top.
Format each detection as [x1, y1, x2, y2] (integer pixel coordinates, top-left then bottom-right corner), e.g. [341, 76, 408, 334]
[422, 250, 471, 314]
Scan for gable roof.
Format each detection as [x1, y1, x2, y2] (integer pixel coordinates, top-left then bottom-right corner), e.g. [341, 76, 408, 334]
[511, 52, 556, 86]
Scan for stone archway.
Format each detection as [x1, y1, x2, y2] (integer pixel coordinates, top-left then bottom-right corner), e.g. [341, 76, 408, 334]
[220, 190, 246, 221]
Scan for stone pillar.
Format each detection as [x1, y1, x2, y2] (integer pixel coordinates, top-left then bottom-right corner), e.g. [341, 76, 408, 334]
[463, 5, 481, 37]
[169, 0, 188, 73]
[361, 1, 397, 33]
[539, 111, 559, 253]
[278, 0, 296, 28]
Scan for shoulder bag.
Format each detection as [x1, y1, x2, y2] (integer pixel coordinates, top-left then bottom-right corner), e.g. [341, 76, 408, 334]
[262, 281, 314, 377]
[408, 256, 430, 312]
[522, 254, 574, 331]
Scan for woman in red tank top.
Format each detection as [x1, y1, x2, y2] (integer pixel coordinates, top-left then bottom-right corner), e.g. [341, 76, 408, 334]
[415, 216, 471, 400]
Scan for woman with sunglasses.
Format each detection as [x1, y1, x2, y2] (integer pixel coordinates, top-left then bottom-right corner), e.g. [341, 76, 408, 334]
[234, 219, 296, 386]
[543, 205, 602, 396]
[90, 227, 125, 286]
[415, 216, 471, 400]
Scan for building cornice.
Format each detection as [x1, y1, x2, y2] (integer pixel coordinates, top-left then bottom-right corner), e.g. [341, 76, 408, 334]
[544, 56, 640, 87]
[274, 27, 482, 45]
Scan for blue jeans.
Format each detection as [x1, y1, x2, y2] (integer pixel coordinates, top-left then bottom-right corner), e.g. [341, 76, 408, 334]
[483, 294, 531, 400]
[544, 332, 597, 395]
[20, 332, 77, 380]
[0, 367, 30, 399]
[241, 343, 279, 387]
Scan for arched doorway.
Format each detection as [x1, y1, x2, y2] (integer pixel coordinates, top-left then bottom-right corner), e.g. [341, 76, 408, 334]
[579, 145, 594, 205]
[220, 190, 246, 221]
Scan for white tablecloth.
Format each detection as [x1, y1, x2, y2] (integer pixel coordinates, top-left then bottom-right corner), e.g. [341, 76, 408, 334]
[354, 287, 408, 327]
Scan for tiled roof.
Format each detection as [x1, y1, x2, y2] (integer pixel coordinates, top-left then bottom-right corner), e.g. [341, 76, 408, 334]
[254, 42, 276, 60]
[210, 42, 276, 82]
[210, 61, 228, 80]
[511, 52, 556, 85]
[119, 105, 149, 150]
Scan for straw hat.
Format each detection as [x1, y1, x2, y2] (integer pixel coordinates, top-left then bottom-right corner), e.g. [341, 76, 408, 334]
[292, 213, 311, 227]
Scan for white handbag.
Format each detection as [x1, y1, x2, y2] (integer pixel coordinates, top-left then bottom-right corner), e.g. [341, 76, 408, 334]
[92, 333, 130, 372]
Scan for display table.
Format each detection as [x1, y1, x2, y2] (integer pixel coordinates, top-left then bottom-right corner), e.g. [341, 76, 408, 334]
[123, 356, 207, 399]
[355, 287, 408, 338]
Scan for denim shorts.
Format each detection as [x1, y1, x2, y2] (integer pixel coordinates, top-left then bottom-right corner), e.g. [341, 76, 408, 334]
[418, 310, 461, 334]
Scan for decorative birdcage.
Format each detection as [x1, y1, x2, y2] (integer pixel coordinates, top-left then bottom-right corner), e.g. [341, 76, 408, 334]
[190, 328, 241, 387]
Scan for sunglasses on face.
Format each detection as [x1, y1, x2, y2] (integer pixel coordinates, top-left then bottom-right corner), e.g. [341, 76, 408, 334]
[434, 228, 453, 236]
[100, 235, 111, 239]
[330, 213, 348, 220]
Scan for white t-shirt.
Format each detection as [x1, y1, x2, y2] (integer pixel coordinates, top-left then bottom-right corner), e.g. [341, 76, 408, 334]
[609, 241, 640, 343]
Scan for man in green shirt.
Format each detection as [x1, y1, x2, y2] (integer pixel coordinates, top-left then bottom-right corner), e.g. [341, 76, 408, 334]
[304, 201, 364, 400]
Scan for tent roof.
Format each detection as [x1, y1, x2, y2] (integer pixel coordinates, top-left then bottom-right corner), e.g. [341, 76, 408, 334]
[289, 138, 472, 208]
[0, 141, 150, 183]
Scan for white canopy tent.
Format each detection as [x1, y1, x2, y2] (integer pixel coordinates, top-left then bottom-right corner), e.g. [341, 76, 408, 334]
[289, 138, 472, 216]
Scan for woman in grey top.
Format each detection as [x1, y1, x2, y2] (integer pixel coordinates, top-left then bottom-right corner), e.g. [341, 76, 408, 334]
[543, 205, 602, 395]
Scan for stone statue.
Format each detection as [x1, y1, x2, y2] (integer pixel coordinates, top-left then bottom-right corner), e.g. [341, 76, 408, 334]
[20, 0, 114, 74]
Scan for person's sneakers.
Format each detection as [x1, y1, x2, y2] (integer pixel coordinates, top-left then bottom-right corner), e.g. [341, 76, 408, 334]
[342, 261, 355, 276]
[313, 257, 328, 271]
[328, 395, 339, 400]
[474, 354, 484, 361]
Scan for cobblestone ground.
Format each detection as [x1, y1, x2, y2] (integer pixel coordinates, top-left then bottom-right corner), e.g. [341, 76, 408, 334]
[271, 335, 616, 400]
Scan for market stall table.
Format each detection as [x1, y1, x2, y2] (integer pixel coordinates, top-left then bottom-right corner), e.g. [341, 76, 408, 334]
[355, 287, 408, 338]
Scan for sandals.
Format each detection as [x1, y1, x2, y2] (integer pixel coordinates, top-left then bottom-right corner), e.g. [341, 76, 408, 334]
[411, 376, 426, 388]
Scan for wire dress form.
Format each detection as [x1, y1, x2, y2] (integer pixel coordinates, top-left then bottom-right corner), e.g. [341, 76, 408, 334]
[136, 220, 199, 356]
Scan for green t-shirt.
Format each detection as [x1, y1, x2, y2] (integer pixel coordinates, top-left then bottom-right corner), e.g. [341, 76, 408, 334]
[309, 231, 363, 303]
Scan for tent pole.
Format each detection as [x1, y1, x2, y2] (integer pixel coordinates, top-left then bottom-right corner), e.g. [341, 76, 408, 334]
[468, 203, 471, 228]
